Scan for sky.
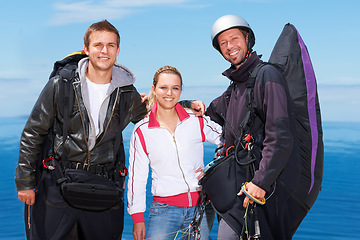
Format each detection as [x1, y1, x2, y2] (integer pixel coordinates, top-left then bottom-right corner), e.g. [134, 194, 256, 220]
[0, 0, 359, 122]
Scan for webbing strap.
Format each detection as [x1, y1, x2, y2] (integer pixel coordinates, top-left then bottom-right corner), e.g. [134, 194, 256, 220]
[60, 67, 75, 163]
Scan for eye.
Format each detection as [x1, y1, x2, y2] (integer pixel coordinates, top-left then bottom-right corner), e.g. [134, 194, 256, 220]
[220, 41, 226, 47]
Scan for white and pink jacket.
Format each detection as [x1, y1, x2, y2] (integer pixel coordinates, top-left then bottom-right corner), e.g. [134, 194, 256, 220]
[127, 103, 223, 224]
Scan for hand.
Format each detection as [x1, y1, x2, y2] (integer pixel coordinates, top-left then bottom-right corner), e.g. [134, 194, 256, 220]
[237, 182, 265, 208]
[195, 168, 205, 180]
[133, 222, 146, 240]
[140, 93, 148, 104]
[18, 190, 35, 205]
[191, 100, 205, 117]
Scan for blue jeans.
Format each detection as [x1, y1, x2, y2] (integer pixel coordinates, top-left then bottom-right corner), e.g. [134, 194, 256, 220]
[145, 202, 213, 240]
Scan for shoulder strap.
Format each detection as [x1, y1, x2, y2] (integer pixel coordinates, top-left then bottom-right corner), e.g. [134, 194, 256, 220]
[59, 66, 76, 162]
[240, 62, 267, 135]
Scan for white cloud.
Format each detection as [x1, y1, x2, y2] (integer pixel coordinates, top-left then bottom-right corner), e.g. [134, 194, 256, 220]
[50, 0, 193, 25]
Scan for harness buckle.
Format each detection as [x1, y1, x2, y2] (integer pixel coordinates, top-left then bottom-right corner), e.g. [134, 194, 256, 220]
[82, 163, 89, 170]
[119, 163, 128, 177]
[243, 134, 254, 150]
[75, 162, 81, 169]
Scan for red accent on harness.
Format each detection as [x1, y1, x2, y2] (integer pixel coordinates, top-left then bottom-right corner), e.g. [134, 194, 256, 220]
[226, 146, 234, 156]
[42, 157, 56, 170]
[119, 163, 128, 177]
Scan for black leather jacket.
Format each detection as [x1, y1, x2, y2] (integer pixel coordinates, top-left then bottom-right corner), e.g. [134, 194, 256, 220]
[15, 59, 147, 191]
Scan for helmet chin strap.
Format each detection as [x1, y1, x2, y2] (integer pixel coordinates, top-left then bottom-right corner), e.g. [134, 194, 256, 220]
[245, 50, 252, 60]
[236, 50, 252, 67]
[239, 38, 252, 65]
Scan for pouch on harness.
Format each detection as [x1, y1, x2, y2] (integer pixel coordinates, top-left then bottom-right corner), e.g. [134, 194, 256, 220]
[33, 51, 126, 212]
[198, 23, 324, 236]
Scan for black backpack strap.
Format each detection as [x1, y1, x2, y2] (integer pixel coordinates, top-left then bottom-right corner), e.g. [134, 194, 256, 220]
[237, 63, 267, 137]
[53, 66, 76, 183]
[59, 66, 76, 162]
[234, 63, 267, 180]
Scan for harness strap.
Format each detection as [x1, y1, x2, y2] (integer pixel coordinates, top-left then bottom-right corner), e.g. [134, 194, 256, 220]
[59, 161, 115, 175]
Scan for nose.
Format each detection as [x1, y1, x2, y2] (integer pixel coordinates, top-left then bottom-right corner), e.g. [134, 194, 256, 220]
[226, 40, 234, 50]
[101, 45, 108, 53]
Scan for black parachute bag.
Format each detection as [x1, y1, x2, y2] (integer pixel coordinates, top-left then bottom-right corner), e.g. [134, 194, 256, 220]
[268, 23, 323, 210]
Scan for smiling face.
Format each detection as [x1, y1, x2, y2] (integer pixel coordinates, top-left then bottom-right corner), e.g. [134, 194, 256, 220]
[84, 30, 120, 73]
[152, 73, 182, 111]
[218, 28, 249, 68]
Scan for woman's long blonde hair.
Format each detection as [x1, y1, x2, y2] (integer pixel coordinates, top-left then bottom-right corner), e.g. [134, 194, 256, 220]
[147, 66, 183, 110]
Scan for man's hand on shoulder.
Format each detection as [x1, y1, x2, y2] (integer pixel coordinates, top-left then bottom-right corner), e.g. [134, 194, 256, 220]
[191, 100, 205, 117]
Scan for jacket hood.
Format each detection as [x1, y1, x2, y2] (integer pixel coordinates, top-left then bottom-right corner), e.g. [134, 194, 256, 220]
[77, 57, 136, 90]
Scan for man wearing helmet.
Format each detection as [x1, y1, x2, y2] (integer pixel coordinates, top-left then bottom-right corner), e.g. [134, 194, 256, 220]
[205, 15, 307, 239]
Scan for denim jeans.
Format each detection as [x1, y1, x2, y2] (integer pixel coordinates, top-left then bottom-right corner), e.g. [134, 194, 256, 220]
[145, 202, 213, 240]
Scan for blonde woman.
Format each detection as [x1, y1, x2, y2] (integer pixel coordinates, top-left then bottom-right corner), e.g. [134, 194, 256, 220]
[127, 66, 222, 240]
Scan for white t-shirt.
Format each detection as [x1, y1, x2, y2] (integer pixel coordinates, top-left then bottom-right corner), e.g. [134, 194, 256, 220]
[86, 77, 110, 135]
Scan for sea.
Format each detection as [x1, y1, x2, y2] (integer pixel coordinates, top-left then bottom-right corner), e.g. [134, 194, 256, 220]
[1, 117, 359, 240]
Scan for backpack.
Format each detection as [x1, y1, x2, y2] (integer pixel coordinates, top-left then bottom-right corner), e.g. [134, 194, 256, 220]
[250, 23, 324, 210]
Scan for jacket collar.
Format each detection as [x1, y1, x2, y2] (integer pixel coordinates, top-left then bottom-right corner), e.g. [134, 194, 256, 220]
[77, 57, 136, 92]
[222, 51, 262, 84]
[148, 102, 190, 127]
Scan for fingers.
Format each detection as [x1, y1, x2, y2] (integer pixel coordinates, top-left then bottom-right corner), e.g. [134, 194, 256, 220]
[140, 93, 148, 103]
[18, 190, 35, 205]
[142, 229, 146, 240]
[133, 222, 146, 240]
[195, 168, 205, 180]
[238, 190, 251, 208]
[191, 101, 205, 117]
[196, 172, 205, 180]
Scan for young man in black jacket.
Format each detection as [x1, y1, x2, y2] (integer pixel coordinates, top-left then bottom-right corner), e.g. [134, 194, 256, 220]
[15, 20, 147, 240]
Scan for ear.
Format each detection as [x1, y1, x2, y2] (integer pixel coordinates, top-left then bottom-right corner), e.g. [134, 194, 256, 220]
[83, 45, 89, 55]
[116, 46, 120, 56]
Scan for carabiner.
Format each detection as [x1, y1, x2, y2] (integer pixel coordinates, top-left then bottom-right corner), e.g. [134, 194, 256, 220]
[42, 157, 56, 170]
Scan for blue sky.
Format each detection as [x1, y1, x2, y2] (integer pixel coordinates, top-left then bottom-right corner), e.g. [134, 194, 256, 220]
[0, 0, 359, 122]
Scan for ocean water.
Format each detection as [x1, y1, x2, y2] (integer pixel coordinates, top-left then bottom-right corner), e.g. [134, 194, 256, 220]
[1, 117, 359, 240]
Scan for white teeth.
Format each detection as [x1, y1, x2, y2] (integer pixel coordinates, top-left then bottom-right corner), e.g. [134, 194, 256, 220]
[230, 51, 238, 56]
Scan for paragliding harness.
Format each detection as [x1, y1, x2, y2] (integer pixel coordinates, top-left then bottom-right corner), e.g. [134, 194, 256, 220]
[192, 23, 323, 239]
[36, 51, 127, 212]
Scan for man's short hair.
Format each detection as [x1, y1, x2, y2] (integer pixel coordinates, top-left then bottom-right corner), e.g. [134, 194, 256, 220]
[84, 20, 120, 48]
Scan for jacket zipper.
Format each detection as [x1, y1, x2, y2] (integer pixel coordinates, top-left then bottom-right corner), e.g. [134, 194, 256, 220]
[78, 83, 122, 167]
[93, 88, 121, 148]
[172, 134, 192, 207]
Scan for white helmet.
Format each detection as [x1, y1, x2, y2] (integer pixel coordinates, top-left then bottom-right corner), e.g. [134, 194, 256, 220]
[211, 15, 255, 52]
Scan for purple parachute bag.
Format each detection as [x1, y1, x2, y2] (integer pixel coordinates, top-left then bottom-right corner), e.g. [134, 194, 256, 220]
[268, 23, 324, 210]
